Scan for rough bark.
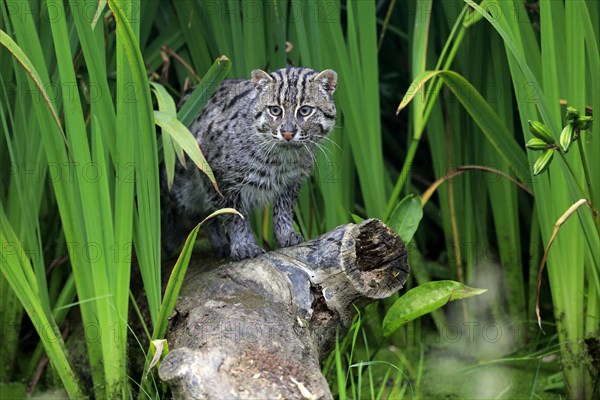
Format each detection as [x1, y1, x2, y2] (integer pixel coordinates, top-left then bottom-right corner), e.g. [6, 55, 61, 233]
[159, 219, 409, 399]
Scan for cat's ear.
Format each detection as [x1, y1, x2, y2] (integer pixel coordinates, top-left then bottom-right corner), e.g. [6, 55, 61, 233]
[251, 69, 273, 92]
[314, 69, 337, 96]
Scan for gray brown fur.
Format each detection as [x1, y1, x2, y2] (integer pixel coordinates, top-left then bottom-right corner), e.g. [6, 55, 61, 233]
[161, 66, 337, 260]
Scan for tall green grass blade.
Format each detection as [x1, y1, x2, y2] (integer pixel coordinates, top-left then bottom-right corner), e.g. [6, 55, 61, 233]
[386, 4, 470, 220]
[316, 0, 386, 220]
[47, 0, 124, 395]
[139, 208, 240, 398]
[171, 1, 216, 75]
[68, 0, 116, 158]
[464, 0, 556, 131]
[0, 30, 66, 146]
[410, 0, 432, 141]
[109, 0, 161, 332]
[26, 273, 77, 378]
[154, 110, 218, 193]
[485, 32, 525, 325]
[153, 208, 240, 341]
[151, 82, 178, 188]
[399, 70, 529, 183]
[6, 0, 106, 393]
[335, 333, 347, 400]
[576, 2, 600, 211]
[0, 210, 84, 398]
[178, 56, 231, 126]
[467, 0, 599, 396]
[109, 0, 139, 395]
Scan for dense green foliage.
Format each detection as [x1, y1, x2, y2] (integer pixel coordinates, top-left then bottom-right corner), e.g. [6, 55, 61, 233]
[0, 0, 598, 398]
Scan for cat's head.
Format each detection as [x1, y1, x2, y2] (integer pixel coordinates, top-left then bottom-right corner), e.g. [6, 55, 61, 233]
[250, 67, 337, 145]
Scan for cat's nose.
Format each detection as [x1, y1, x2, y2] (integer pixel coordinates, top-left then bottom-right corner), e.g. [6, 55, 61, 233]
[283, 131, 295, 141]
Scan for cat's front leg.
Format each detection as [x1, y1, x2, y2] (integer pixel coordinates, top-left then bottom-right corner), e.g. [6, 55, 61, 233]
[273, 186, 303, 248]
[205, 218, 230, 258]
[226, 213, 265, 260]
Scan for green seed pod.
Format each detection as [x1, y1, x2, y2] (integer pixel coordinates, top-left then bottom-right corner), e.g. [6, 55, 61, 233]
[533, 149, 554, 176]
[525, 138, 549, 150]
[574, 116, 593, 131]
[559, 123, 574, 153]
[528, 120, 555, 144]
[565, 107, 580, 121]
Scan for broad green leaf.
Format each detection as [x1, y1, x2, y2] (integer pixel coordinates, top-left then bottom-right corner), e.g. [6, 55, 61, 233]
[154, 111, 219, 194]
[178, 56, 232, 127]
[387, 195, 423, 243]
[382, 281, 487, 336]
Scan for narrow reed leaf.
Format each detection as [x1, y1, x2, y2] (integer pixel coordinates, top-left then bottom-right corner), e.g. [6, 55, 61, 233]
[399, 70, 529, 183]
[410, 0, 433, 140]
[464, 0, 557, 132]
[109, 0, 162, 330]
[154, 207, 241, 339]
[335, 334, 347, 400]
[139, 208, 241, 397]
[154, 111, 219, 194]
[0, 30, 67, 148]
[178, 56, 232, 127]
[69, 0, 117, 157]
[151, 82, 181, 188]
[91, 1, 108, 29]
[0, 211, 84, 398]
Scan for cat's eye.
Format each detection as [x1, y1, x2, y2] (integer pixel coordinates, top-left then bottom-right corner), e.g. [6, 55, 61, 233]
[297, 105, 314, 117]
[268, 106, 283, 117]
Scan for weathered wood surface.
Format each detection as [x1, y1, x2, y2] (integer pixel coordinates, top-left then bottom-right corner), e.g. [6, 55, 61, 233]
[159, 219, 409, 399]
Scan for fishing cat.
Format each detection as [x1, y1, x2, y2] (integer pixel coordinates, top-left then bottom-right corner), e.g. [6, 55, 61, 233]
[161, 66, 337, 260]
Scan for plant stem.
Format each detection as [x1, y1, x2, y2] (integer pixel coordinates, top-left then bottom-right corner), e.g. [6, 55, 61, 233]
[385, 138, 419, 219]
[386, 8, 469, 219]
[576, 137, 599, 233]
[558, 152, 589, 204]
[422, 24, 467, 124]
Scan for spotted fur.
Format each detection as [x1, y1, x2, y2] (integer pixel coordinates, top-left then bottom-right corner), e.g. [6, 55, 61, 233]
[161, 67, 338, 260]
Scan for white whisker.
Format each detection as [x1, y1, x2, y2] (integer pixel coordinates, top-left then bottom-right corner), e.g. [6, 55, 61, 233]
[319, 135, 342, 152]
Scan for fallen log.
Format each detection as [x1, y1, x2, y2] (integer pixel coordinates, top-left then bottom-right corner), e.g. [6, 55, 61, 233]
[159, 218, 409, 399]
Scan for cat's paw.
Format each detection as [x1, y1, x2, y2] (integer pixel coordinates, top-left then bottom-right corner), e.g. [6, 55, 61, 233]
[279, 232, 304, 248]
[230, 242, 265, 261]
